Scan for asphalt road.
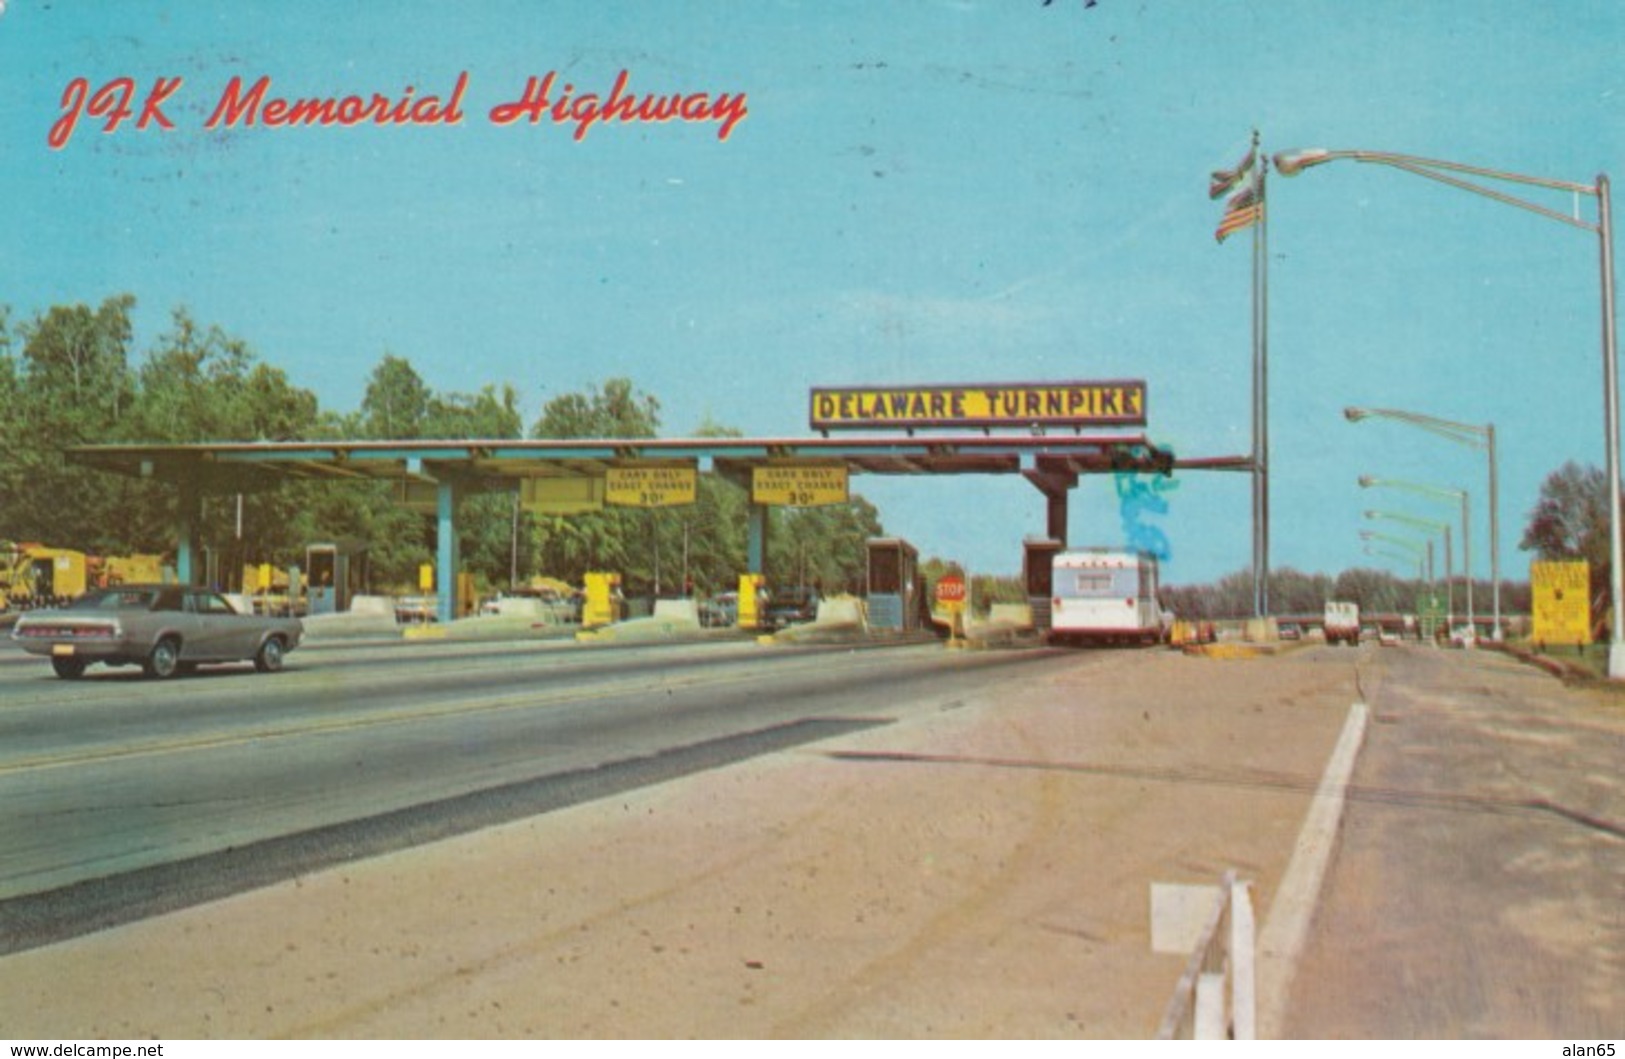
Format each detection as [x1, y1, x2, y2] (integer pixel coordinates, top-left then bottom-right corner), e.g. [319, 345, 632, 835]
[4, 634, 1618, 1037]
[0, 635, 1076, 951]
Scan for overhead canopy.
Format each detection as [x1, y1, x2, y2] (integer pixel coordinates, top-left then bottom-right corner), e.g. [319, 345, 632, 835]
[65, 433, 1247, 621]
[65, 433, 1218, 492]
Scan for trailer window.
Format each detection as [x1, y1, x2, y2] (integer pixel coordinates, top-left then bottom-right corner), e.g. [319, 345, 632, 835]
[1073, 572, 1116, 595]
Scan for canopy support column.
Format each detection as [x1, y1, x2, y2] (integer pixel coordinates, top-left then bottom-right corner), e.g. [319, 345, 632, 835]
[746, 502, 769, 577]
[175, 477, 202, 585]
[436, 478, 461, 624]
[1023, 469, 1076, 548]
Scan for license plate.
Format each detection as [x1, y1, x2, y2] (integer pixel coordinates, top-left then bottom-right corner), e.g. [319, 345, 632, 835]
[51, 644, 76, 657]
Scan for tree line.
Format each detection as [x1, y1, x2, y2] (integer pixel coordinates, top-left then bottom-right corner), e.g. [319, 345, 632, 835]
[0, 296, 880, 599]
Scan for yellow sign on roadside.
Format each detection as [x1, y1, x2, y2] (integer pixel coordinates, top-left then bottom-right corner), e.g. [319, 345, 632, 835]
[751, 465, 849, 507]
[606, 465, 698, 508]
[1531, 560, 1591, 645]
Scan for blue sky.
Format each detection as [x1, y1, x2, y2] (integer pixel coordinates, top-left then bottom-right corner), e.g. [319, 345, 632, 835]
[3, 1, 1622, 586]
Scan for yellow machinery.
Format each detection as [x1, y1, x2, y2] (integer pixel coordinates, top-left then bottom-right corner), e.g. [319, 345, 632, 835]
[737, 572, 766, 630]
[96, 553, 168, 587]
[582, 571, 623, 629]
[1, 542, 88, 607]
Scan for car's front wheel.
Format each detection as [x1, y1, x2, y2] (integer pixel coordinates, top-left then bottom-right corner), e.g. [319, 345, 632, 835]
[51, 656, 87, 680]
[254, 636, 285, 673]
[144, 637, 182, 679]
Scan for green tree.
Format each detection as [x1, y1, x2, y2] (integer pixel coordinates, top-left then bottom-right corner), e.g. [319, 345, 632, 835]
[767, 497, 883, 594]
[360, 354, 432, 439]
[5, 296, 141, 551]
[530, 377, 660, 440]
[528, 379, 663, 586]
[1521, 462, 1609, 566]
[120, 310, 323, 582]
[1520, 460, 1611, 612]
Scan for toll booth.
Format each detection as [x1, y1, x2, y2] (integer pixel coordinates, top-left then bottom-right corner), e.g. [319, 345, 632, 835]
[305, 541, 367, 616]
[582, 571, 623, 629]
[737, 572, 766, 630]
[1023, 537, 1064, 632]
[866, 537, 921, 631]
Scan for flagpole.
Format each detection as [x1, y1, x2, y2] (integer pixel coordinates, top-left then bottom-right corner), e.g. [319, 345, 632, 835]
[1260, 139, 1271, 618]
[1251, 130, 1270, 618]
[1210, 133, 1270, 619]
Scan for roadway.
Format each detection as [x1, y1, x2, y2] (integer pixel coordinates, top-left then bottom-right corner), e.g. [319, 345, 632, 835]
[0, 634, 1066, 947]
[1, 632, 1618, 1037]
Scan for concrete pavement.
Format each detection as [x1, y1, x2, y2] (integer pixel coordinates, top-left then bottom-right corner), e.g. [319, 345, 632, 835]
[1283, 644, 1625, 1037]
[7, 641, 1611, 1038]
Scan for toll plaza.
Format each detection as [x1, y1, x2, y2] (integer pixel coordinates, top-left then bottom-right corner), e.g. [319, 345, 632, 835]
[61, 380, 1247, 624]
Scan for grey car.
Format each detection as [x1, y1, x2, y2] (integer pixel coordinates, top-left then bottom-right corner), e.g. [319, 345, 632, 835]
[11, 584, 304, 679]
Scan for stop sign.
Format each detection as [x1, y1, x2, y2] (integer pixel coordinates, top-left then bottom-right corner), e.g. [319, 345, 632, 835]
[935, 575, 966, 604]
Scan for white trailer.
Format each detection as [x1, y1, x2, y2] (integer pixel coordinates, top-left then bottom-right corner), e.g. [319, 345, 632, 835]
[1324, 601, 1361, 646]
[1050, 548, 1167, 646]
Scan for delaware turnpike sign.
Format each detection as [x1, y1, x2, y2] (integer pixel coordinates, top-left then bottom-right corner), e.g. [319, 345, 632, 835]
[810, 381, 1147, 432]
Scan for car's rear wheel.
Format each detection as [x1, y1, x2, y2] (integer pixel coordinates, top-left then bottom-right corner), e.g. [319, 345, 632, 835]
[144, 637, 181, 679]
[51, 656, 87, 680]
[254, 636, 285, 673]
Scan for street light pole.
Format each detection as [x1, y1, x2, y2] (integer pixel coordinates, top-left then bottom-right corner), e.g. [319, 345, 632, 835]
[1363, 506, 1454, 624]
[1346, 407, 1496, 639]
[1359, 475, 1462, 626]
[1600, 176, 1623, 675]
[1279, 147, 1621, 674]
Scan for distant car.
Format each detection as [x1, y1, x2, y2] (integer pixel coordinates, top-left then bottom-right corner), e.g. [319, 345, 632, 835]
[478, 586, 579, 624]
[1277, 622, 1301, 641]
[11, 584, 304, 679]
[699, 591, 739, 628]
[395, 595, 438, 623]
[764, 587, 820, 630]
[1448, 624, 1478, 649]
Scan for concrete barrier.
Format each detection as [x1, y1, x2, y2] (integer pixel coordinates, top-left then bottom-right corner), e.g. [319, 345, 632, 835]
[986, 603, 1034, 629]
[350, 595, 395, 618]
[575, 603, 704, 644]
[301, 609, 400, 640]
[762, 596, 867, 644]
[652, 599, 702, 627]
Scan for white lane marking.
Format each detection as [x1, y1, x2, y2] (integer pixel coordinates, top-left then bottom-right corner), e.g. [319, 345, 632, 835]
[1256, 700, 1370, 1039]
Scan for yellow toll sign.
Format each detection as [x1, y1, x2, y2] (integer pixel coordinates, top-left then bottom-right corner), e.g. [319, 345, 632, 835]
[1531, 560, 1591, 646]
[605, 465, 698, 508]
[751, 465, 849, 507]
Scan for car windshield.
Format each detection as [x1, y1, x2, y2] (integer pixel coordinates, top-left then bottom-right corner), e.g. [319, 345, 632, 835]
[67, 589, 160, 611]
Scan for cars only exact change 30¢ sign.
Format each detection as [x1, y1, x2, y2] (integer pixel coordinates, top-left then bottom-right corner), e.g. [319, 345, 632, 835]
[751, 465, 849, 507]
[605, 465, 698, 507]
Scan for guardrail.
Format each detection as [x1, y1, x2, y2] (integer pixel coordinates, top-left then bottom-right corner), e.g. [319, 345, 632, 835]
[1155, 870, 1256, 1040]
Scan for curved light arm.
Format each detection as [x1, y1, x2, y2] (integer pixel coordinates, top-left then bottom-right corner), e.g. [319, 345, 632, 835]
[1358, 473, 1465, 499]
[1358, 528, 1426, 555]
[1364, 509, 1448, 534]
[1347, 408, 1490, 451]
[1274, 148, 1600, 233]
[1363, 545, 1424, 577]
